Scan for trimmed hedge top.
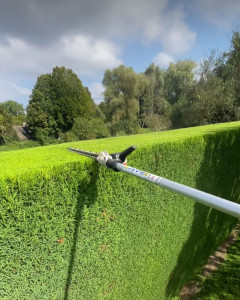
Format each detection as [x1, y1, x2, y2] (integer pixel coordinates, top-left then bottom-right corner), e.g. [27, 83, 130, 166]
[1, 121, 240, 179]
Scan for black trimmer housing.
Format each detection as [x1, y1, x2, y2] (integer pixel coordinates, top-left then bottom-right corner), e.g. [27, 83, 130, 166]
[68, 146, 136, 171]
[106, 146, 136, 171]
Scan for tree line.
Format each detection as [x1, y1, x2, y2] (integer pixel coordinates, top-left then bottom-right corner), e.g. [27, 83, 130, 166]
[1, 31, 240, 145]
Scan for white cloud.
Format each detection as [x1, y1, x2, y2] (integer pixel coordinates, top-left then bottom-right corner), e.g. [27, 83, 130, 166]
[61, 35, 122, 76]
[0, 35, 122, 81]
[0, 38, 39, 78]
[0, 35, 122, 105]
[0, 0, 196, 56]
[194, 0, 240, 29]
[160, 8, 196, 55]
[0, 81, 31, 105]
[0, 0, 198, 105]
[153, 52, 174, 68]
[89, 83, 105, 104]
[140, 5, 196, 55]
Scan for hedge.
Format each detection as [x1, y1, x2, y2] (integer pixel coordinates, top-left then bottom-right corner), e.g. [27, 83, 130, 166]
[0, 122, 240, 299]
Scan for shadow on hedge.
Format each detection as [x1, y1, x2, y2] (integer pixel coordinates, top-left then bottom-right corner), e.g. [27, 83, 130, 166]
[64, 164, 99, 300]
[165, 128, 240, 299]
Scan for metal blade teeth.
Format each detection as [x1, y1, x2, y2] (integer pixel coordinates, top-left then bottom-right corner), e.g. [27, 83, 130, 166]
[68, 148, 99, 160]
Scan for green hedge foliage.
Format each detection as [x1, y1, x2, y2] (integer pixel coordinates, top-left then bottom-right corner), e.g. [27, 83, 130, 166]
[1, 121, 240, 299]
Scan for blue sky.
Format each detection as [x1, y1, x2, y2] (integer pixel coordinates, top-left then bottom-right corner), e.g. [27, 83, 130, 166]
[0, 0, 239, 107]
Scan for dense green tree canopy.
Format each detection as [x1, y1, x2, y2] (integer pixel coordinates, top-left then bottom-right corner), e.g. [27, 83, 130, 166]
[102, 65, 139, 124]
[27, 67, 95, 139]
[100, 35, 240, 134]
[170, 76, 238, 129]
[139, 63, 170, 120]
[165, 60, 197, 105]
[221, 32, 240, 105]
[0, 100, 25, 116]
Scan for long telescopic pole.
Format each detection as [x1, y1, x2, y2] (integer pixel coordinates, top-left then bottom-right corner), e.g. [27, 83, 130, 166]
[68, 146, 240, 219]
[116, 162, 240, 219]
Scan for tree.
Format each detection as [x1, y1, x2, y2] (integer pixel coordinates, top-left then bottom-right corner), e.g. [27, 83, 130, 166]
[102, 65, 140, 135]
[222, 31, 240, 105]
[198, 50, 219, 82]
[0, 100, 26, 125]
[50, 67, 95, 131]
[0, 106, 15, 144]
[165, 60, 197, 105]
[0, 100, 25, 116]
[193, 76, 238, 124]
[102, 65, 139, 122]
[205, 31, 240, 107]
[170, 76, 238, 128]
[138, 63, 171, 129]
[27, 67, 95, 140]
[142, 63, 166, 114]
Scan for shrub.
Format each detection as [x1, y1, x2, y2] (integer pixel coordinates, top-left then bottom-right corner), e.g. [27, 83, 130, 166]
[72, 117, 110, 140]
[143, 114, 170, 131]
[109, 119, 140, 136]
[0, 140, 41, 152]
[59, 131, 78, 142]
[0, 122, 240, 299]
[34, 127, 55, 145]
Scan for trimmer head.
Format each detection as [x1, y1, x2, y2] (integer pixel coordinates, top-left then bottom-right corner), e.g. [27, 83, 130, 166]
[68, 145, 136, 171]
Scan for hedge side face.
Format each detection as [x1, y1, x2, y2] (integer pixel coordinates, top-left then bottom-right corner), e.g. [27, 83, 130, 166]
[0, 122, 240, 299]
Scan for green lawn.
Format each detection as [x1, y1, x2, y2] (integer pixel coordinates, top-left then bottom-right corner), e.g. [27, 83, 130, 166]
[194, 229, 240, 299]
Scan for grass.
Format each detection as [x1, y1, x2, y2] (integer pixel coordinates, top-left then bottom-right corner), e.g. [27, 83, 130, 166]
[193, 230, 240, 299]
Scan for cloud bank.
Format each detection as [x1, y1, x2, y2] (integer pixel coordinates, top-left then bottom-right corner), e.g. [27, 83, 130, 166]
[194, 0, 240, 29]
[1, 0, 239, 104]
[0, 0, 198, 104]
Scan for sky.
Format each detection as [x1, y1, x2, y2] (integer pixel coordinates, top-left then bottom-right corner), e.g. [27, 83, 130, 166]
[0, 0, 240, 107]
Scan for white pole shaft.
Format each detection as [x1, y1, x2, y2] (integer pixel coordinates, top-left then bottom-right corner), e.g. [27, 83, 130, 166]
[116, 163, 240, 219]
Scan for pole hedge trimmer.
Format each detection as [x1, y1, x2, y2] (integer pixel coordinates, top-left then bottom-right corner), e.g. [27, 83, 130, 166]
[68, 146, 240, 219]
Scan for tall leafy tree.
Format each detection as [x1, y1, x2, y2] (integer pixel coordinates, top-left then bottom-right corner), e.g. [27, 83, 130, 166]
[136, 63, 171, 130]
[27, 67, 95, 139]
[143, 63, 166, 114]
[102, 65, 139, 123]
[165, 60, 196, 105]
[27, 74, 56, 133]
[139, 64, 170, 121]
[170, 76, 238, 128]
[221, 31, 240, 105]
